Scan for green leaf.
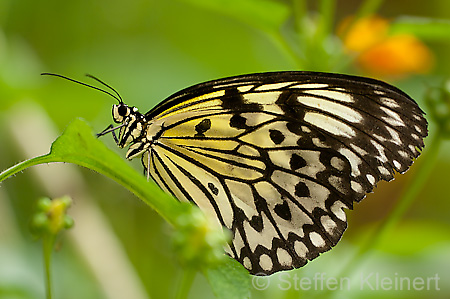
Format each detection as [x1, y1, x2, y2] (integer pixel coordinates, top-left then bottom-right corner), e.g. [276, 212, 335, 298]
[390, 16, 450, 41]
[0, 118, 187, 226]
[203, 257, 251, 299]
[178, 0, 289, 33]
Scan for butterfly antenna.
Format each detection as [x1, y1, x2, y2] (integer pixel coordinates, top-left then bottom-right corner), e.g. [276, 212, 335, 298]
[85, 74, 123, 103]
[41, 73, 123, 104]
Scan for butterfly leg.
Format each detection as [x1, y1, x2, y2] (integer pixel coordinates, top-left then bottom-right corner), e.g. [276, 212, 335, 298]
[97, 124, 114, 137]
[97, 123, 126, 144]
[147, 150, 151, 182]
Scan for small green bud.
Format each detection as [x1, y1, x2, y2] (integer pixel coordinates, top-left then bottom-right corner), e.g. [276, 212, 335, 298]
[172, 205, 230, 270]
[30, 212, 50, 235]
[63, 215, 75, 229]
[36, 197, 52, 212]
[30, 195, 74, 238]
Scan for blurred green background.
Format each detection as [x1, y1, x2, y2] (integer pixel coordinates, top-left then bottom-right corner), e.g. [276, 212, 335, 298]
[1, 0, 450, 298]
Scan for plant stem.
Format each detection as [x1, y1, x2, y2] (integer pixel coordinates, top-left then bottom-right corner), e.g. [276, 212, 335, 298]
[43, 234, 55, 299]
[369, 132, 442, 245]
[292, 0, 307, 35]
[355, 0, 385, 19]
[315, 0, 336, 42]
[268, 32, 305, 69]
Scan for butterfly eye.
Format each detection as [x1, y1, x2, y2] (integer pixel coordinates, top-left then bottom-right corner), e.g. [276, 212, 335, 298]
[118, 105, 128, 116]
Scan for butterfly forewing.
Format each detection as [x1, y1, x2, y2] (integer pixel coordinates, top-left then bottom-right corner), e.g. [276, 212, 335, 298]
[121, 72, 426, 274]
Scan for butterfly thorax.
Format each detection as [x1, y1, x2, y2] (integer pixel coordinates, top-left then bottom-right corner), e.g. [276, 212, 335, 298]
[113, 103, 146, 147]
[112, 103, 165, 161]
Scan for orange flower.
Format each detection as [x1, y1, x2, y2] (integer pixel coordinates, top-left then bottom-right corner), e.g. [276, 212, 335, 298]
[338, 15, 434, 77]
[338, 15, 389, 52]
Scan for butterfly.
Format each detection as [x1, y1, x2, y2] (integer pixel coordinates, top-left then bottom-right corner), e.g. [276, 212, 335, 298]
[42, 71, 427, 275]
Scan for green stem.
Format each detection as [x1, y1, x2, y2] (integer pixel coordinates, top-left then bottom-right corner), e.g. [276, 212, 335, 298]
[315, 0, 336, 42]
[309, 0, 336, 70]
[268, 31, 305, 69]
[292, 0, 307, 35]
[43, 234, 55, 299]
[369, 132, 442, 245]
[175, 267, 196, 299]
[354, 0, 385, 19]
[328, 131, 442, 295]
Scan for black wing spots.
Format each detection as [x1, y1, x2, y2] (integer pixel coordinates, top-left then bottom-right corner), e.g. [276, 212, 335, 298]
[270, 181, 338, 248]
[318, 150, 350, 177]
[286, 121, 304, 135]
[294, 181, 311, 198]
[266, 149, 355, 206]
[265, 119, 375, 202]
[221, 87, 264, 112]
[169, 159, 233, 231]
[288, 114, 388, 187]
[208, 182, 219, 196]
[285, 122, 329, 148]
[276, 91, 307, 119]
[233, 117, 290, 141]
[289, 153, 308, 170]
[194, 118, 211, 137]
[219, 182, 260, 270]
[249, 215, 264, 232]
[283, 222, 333, 263]
[229, 114, 250, 129]
[313, 105, 419, 180]
[227, 180, 304, 274]
[269, 129, 286, 145]
[249, 186, 305, 272]
[274, 200, 292, 221]
[251, 240, 299, 274]
[217, 180, 245, 260]
[160, 111, 230, 133]
[316, 151, 356, 204]
[311, 199, 347, 245]
[269, 147, 356, 206]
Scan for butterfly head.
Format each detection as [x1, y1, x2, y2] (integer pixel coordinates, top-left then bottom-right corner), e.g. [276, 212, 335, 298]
[112, 103, 132, 123]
